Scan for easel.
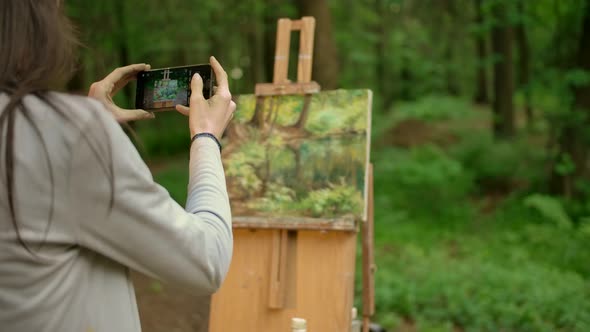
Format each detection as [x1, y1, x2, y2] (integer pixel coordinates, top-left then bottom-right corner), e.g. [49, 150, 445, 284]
[209, 17, 375, 332]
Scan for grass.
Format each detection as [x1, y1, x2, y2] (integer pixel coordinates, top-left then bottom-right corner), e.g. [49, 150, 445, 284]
[143, 95, 590, 332]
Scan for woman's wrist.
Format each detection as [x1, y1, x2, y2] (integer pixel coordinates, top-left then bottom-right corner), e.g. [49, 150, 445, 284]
[191, 132, 222, 152]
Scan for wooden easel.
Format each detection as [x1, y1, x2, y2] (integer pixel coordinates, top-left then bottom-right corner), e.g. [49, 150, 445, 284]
[209, 17, 375, 332]
[257, 16, 321, 312]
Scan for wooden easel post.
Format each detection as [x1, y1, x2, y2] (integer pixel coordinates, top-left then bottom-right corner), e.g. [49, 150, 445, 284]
[255, 17, 320, 96]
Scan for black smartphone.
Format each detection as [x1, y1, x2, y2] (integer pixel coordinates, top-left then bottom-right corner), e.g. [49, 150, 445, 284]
[135, 64, 214, 111]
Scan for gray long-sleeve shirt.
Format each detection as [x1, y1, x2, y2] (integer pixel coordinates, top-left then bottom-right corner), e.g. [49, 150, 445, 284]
[0, 92, 233, 332]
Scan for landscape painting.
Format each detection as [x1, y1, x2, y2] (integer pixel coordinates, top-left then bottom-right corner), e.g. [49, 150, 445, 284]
[222, 89, 372, 224]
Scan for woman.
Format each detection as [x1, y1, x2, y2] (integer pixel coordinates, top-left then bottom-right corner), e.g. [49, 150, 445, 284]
[0, 1, 235, 331]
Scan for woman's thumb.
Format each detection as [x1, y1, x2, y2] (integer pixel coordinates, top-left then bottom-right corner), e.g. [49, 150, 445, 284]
[190, 73, 205, 100]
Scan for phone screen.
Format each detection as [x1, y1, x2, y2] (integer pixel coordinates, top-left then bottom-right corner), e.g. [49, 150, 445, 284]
[135, 64, 213, 111]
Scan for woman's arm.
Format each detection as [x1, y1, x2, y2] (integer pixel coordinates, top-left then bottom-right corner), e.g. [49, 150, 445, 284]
[67, 103, 232, 294]
[72, 56, 236, 294]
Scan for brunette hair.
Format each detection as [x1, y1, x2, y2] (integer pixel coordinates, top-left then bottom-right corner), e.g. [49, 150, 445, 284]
[0, 0, 112, 254]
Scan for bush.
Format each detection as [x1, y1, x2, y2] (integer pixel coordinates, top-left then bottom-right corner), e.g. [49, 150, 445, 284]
[374, 244, 590, 332]
[450, 133, 546, 194]
[299, 182, 363, 218]
[376, 145, 474, 219]
[372, 95, 475, 140]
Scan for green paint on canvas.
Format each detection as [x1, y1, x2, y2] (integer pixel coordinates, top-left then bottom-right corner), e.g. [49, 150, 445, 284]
[223, 89, 372, 222]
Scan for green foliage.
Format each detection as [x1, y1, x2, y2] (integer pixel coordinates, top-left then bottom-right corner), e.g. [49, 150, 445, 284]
[306, 90, 371, 135]
[299, 182, 363, 218]
[451, 133, 546, 192]
[374, 245, 590, 332]
[249, 182, 296, 213]
[133, 112, 189, 157]
[249, 180, 363, 218]
[523, 194, 573, 229]
[371, 94, 476, 141]
[378, 145, 474, 219]
[392, 95, 474, 123]
[225, 140, 266, 195]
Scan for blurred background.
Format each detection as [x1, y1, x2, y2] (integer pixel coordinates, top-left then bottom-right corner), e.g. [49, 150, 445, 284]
[66, 0, 590, 331]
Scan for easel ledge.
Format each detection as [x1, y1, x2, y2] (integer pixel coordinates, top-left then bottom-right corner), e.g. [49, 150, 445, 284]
[233, 216, 357, 232]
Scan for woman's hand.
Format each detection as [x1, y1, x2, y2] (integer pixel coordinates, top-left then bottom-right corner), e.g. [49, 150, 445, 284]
[88, 63, 155, 123]
[176, 56, 236, 139]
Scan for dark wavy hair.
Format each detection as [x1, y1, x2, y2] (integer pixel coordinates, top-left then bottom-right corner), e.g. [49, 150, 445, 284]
[0, 0, 113, 254]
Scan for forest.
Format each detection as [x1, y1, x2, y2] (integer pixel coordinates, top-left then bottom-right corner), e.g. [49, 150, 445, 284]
[65, 0, 590, 331]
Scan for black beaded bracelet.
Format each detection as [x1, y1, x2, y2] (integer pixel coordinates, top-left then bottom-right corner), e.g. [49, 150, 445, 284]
[191, 132, 222, 152]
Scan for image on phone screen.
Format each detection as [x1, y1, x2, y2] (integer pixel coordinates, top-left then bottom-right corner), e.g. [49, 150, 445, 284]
[135, 64, 212, 111]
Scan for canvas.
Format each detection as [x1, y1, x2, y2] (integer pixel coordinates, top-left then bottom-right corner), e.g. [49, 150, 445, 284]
[222, 89, 372, 226]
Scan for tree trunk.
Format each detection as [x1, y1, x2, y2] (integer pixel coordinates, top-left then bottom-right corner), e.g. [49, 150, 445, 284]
[474, 0, 489, 104]
[294, 95, 312, 129]
[114, 1, 132, 108]
[296, 0, 340, 89]
[250, 97, 267, 128]
[574, 2, 590, 111]
[247, 2, 267, 93]
[550, 0, 590, 196]
[515, 1, 533, 125]
[491, 2, 515, 138]
[400, 55, 414, 101]
[444, 0, 460, 96]
[374, 0, 394, 111]
[263, 8, 277, 84]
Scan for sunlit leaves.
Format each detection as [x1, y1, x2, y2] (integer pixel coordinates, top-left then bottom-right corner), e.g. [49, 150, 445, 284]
[300, 181, 363, 217]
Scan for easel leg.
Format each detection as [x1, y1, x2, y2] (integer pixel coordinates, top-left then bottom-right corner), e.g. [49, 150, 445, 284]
[362, 164, 375, 329]
[363, 317, 370, 332]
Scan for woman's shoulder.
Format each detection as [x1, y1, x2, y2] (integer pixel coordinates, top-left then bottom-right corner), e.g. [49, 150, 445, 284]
[40, 92, 120, 131]
[47, 92, 109, 119]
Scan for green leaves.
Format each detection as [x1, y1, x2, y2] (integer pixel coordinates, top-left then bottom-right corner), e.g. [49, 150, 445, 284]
[555, 153, 576, 176]
[300, 182, 363, 217]
[372, 230, 590, 331]
[523, 194, 573, 229]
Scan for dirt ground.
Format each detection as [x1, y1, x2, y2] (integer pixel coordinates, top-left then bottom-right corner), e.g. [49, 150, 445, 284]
[132, 271, 210, 332]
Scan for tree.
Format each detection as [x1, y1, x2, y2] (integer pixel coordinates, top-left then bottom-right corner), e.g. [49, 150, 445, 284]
[490, 0, 515, 138]
[551, 0, 590, 196]
[374, 0, 396, 110]
[296, 0, 340, 89]
[474, 0, 489, 103]
[293, 96, 312, 129]
[114, 0, 133, 107]
[443, 0, 460, 96]
[515, 0, 532, 125]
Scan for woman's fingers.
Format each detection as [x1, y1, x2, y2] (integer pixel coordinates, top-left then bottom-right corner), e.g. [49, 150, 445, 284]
[89, 64, 157, 122]
[175, 104, 190, 116]
[223, 101, 237, 129]
[189, 73, 208, 110]
[111, 106, 155, 123]
[210, 56, 230, 99]
[107, 63, 151, 96]
[105, 63, 150, 83]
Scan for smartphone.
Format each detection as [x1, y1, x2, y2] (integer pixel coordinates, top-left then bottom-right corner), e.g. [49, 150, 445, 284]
[135, 64, 214, 111]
